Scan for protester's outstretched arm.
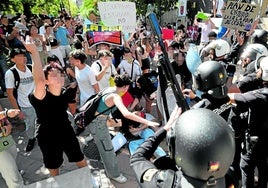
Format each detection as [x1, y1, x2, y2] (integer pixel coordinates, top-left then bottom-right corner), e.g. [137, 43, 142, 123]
[163, 106, 181, 131]
[112, 94, 159, 127]
[23, 36, 46, 99]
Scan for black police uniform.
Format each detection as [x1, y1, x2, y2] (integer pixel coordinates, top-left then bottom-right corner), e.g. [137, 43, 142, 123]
[233, 85, 268, 188]
[130, 128, 185, 188]
[130, 128, 230, 188]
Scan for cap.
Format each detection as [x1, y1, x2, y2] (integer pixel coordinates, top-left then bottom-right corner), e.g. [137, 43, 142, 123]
[9, 48, 27, 58]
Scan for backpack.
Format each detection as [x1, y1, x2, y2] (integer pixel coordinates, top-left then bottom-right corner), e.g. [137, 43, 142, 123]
[74, 88, 115, 128]
[10, 64, 32, 99]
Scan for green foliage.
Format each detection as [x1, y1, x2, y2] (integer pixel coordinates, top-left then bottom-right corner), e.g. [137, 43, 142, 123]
[1, 0, 177, 19]
[0, 0, 79, 17]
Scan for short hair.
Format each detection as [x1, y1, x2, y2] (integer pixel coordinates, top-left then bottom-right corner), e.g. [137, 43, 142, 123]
[208, 31, 217, 38]
[47, 55, 60, 63]
[97, 50, 113, 59]
[123, 47, 131, 54]
[43, 63, 64, 79]
[69, 49, 87, 63]
[114, 74, 132, 87]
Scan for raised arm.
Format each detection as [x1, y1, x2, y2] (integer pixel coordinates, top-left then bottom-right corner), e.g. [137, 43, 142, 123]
[23, 36, 46, 99]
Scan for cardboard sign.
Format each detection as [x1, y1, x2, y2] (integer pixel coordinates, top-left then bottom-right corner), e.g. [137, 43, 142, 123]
[86, 31, 122, 48]
[98, 1, 136, 33]
[222, 1, 260, 32]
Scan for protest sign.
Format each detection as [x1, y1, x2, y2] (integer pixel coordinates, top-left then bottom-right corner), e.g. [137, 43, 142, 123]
[178, 0, 187, 17]
[86, 31, 122, 48]
[222, 1, 260, 32]
[162, 28, 174, 40]
[84, 24, 122, 32]
[98, 1, 136, 33]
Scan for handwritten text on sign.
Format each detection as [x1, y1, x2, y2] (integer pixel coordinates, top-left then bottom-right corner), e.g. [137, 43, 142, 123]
[222, 1, 259, 32]
[98, 2, 136, 33]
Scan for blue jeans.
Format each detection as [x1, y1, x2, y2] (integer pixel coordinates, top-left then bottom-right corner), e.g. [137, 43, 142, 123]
[128, 128, 166, 158]
[20, 106, 37, 139]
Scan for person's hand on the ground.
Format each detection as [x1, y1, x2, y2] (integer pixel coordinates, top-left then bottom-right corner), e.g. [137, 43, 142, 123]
[164, 106, 182, 131]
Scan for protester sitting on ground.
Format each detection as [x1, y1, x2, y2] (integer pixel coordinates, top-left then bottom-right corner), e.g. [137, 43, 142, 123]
[121, 110, 166, 158]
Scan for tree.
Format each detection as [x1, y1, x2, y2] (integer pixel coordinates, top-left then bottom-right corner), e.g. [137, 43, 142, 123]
[0, 0, 78, 18]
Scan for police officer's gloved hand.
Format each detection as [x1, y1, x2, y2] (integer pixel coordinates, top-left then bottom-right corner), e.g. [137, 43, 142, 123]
[226, 64, 236, 77]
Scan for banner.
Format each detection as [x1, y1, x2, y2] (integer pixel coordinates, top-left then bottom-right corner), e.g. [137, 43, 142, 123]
[162, 28, 175, 40]
[178, 0, 187, 17]
[86, 31, 122, 48]
[98, 1, 136, 33]
[84, 24, 122, 32]
[222, 1, 260, 32]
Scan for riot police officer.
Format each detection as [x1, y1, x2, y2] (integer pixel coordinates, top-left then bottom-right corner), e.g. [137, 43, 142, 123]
[130, 107, 236, 188]
[182, 60, 243, 181]
[228, 56, 268, 188]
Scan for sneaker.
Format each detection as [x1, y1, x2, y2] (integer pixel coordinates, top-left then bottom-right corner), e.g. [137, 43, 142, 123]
[25, 138, 36, 152]
[111, 174, 127, 184]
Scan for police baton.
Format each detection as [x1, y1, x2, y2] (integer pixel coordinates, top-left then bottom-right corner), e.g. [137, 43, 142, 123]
[146, 7, 189, 116]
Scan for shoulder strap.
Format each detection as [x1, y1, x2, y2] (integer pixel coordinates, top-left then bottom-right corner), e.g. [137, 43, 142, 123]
[95, 90, 115, 117]
[131, 59, 135, 80]
[26, 64, 32, 72]
[10, 67, 20, 90]
[96, 61, 102, 72]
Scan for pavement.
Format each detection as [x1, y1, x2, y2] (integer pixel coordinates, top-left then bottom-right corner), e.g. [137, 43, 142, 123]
[0, 97, 165, 188]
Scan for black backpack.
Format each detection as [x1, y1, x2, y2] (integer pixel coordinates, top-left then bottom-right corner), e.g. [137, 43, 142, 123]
[74, 88, 115, 128]
[10, 64, 32, 99]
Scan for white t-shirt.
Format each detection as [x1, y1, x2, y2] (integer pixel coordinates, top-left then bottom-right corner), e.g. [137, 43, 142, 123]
[91, 60, 117, 90]
[5, 66, 34, 108]
[117, 59, 142, 82]
[198, 21, 213, 44]
[75, 65, 98, 106]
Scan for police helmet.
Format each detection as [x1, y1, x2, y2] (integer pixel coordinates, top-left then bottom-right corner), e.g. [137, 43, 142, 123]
[171, 108, 235, 186]
[259, 56, 268, 81]
[194, 61, 228, 98]
[241, 43, 268, 62]
[207, 39, 230, 57]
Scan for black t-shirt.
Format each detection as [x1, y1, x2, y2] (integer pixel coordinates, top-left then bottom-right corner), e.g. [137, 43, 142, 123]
[29, 86, 77, 135]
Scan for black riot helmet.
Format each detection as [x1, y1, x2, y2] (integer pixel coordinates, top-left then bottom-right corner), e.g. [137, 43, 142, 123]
[170, 108, 235, 187]
[194, 61, 228, 98]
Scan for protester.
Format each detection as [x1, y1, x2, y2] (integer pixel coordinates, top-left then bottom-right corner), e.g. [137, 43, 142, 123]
[25, 37, 88, 177]
[91, 50, 118, 90]
[79, 73, 159, 184]
[5, 48, 37, 152]
[0, 105, 23, 188]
